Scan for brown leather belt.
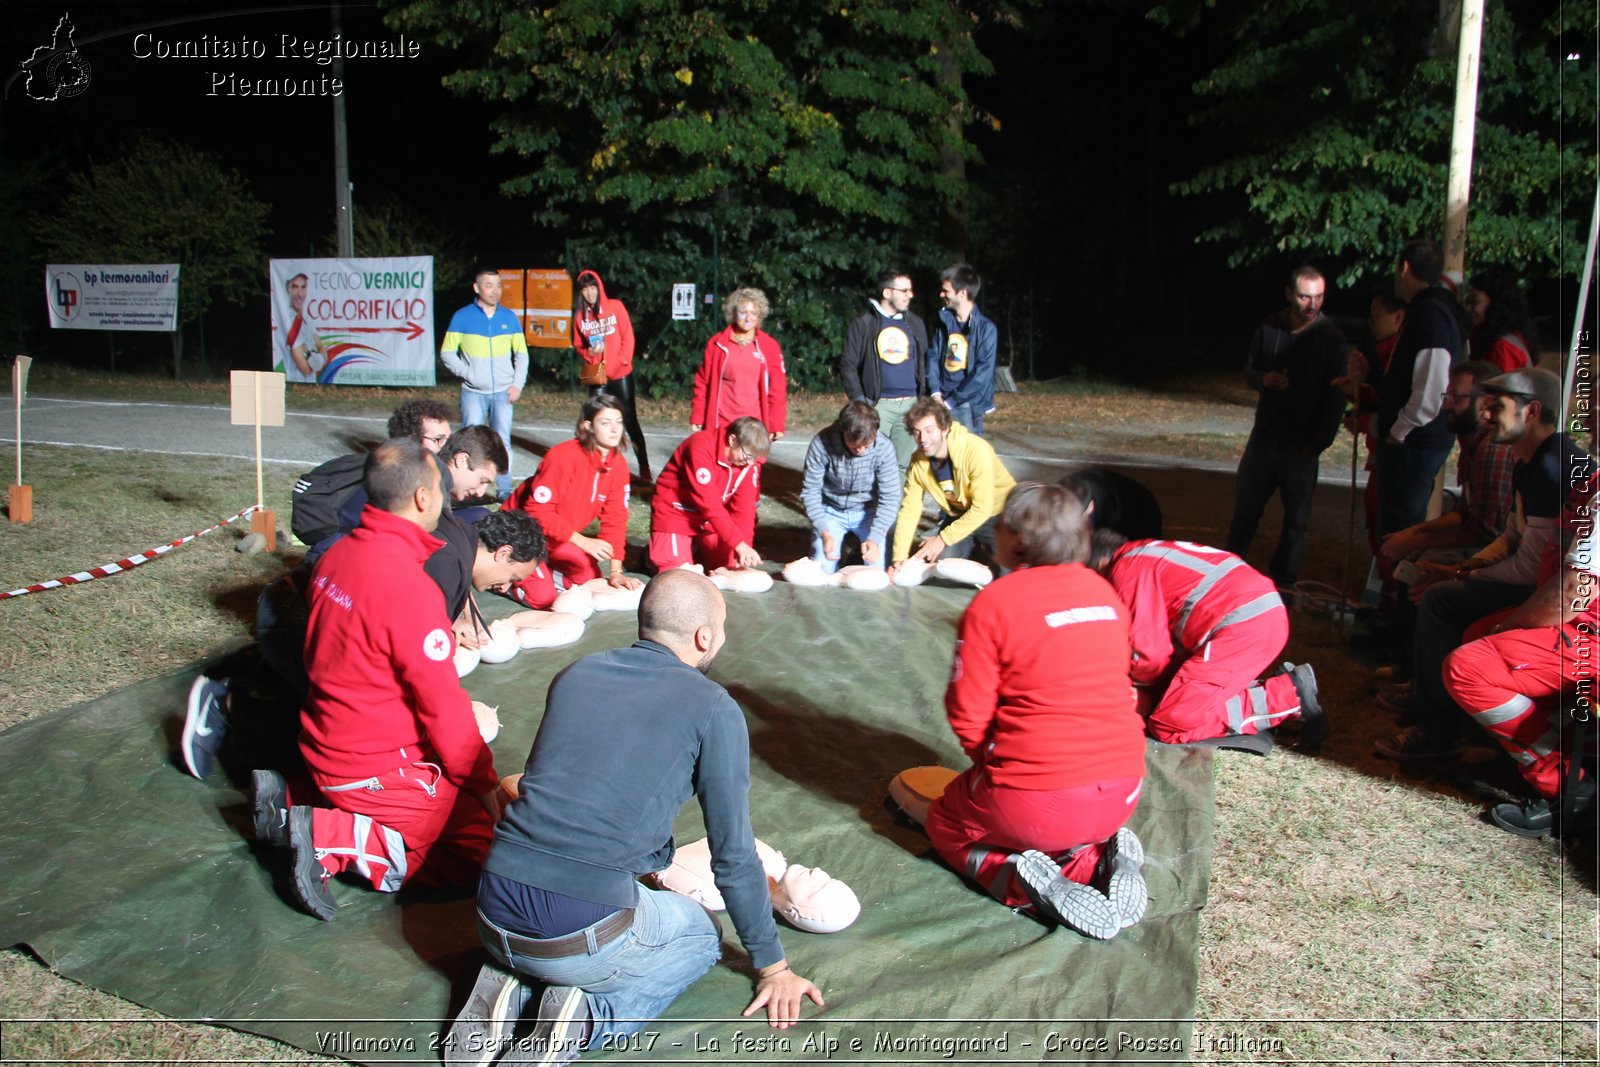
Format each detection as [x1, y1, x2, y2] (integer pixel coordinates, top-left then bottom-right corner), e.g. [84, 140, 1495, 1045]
[477, 907, 634, 959]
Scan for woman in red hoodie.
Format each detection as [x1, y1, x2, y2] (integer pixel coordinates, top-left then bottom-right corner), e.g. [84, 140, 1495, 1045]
[573, 270, 651, 481]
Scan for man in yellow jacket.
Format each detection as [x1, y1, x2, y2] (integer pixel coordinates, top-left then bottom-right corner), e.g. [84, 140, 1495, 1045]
[890, 397, 1016, 569]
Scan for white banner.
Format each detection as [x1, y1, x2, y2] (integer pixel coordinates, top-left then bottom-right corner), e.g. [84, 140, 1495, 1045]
[45, 263, 179, 332]
[269, 256, 435, 386]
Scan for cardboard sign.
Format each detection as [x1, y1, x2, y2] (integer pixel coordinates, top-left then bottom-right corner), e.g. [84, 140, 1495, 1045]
[12, 356, 30, 405]
[230, 371, 286, 427]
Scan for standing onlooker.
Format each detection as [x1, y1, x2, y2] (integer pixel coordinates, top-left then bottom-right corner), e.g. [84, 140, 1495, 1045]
[1466, 269, 1538, 373]
[1224, 265, 1349, 591]
[1375, 237, 1469, 539]
[841, 270, 929, 473]
[927, 263, 998, 436]
[573, 270, 652, 481]
[691, 288, 787, 442]
[440, 268, 529, 499]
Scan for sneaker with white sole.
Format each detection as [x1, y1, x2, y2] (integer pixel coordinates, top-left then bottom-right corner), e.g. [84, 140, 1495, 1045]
[1285, 662, 1327, 749]
[1103, 827, 1148, 929]
[1011, 850, 1120, 940]
[503, 985, 591, 1066]
[180, 676, 229, 779]
[445, 961, 534, 1067]
[252, 768, 289, 846]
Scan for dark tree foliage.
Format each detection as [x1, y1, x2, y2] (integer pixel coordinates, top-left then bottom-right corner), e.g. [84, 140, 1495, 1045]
[383, 0, 1027, 392]
[1149, 0, 1596, 283]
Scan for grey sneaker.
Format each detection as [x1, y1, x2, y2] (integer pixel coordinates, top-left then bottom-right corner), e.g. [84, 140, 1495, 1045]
[1286, 662, 1327, 749]
[1103, 827, 1148, 929]
[1012, 850, 1120, 940]
[180, 676, 228, 779]
[252, 769, 289, 846]
[503, 985, 591, 1066]
[445, 961, 534, 1066]
[288, 806, 337, 921]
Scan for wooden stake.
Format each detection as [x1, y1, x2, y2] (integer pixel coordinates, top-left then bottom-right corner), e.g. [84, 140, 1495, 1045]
[8, 484, 31, 524]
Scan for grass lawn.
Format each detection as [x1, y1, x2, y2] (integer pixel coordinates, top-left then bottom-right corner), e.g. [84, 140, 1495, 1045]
[1, 367, 1594, 1064]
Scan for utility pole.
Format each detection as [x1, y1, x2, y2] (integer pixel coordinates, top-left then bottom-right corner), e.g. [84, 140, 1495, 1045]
[1442, 0, 1484, 280]
[332, 3, 354, 256]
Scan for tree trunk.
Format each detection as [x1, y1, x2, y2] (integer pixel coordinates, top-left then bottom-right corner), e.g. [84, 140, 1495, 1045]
[170, 327, 183, 379]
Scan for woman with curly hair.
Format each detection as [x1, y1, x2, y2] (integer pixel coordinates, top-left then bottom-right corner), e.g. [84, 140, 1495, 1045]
[1466, 270, 1538, 372]
[690, 287, 787, 442]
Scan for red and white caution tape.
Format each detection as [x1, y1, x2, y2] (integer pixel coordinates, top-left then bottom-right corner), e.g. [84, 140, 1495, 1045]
[1, 505, 261, 601]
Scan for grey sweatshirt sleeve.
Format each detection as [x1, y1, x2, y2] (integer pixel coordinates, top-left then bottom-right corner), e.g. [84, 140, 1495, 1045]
[800, 434, 830, 532]
[699, 695, 785, 969]
[867, 436, 903, 545]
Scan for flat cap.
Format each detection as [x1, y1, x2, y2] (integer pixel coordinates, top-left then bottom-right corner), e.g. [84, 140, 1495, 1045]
[1481, 367, 1563, 413]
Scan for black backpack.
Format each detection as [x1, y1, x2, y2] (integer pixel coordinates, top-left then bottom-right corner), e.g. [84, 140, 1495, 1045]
[290, 452, 367, 545]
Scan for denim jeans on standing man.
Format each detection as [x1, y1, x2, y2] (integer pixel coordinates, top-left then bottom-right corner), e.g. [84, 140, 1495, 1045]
[459, 386, 515, 498]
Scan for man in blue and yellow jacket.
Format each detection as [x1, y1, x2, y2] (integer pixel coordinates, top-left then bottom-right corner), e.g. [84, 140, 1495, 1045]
[441, 268, 529, 498]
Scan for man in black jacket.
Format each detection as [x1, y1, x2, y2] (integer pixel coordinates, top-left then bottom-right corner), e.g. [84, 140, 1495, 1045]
[840, 269, 930, 473]
[1225, 265, 1350, 590]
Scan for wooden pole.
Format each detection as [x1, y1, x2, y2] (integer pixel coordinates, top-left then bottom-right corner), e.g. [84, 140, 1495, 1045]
[1442, 0, 1484, 278]
[9, 357, 31, 523]
[247, 374, 276, 549]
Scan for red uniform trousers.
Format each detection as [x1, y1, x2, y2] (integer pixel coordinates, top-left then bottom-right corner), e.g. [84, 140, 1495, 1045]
[309, 751, 494, 892]
[509, 562, 558, 610]
[547, 539, 603, 586]
[1443, 623, 1597, 799]
[924, 768, 1142, 908]
[1145, 609, 1300, 743]
[649, 527, 738, 572]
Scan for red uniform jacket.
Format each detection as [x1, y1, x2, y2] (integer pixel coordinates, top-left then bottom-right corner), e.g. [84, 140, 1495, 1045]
[691, 327, 787, 435]
[507, 437, 630, 561]
[1107, 539, 1284, 683]
[571, 271, 636, 381]
[650, 428, 760, 551]
[946, 564, 1145, 789]
[299, 506, 496, 794]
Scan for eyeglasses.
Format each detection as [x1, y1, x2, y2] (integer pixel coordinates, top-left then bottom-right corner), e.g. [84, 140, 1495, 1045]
[1440, 392, 1475, 402]
[422, 433, 450, 444]
[886, 287, 913, 294]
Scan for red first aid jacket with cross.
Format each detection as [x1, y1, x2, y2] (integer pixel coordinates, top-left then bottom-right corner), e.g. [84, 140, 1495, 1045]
[649, 428, 761, 550]
[506, 437, 631, 562]
[299, 505, 496, 795]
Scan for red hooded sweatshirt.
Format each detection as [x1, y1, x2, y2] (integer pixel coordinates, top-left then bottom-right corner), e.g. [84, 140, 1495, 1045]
[571, 270, 636, 381]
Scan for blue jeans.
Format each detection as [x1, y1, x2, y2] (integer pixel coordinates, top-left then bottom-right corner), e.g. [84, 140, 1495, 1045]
[1377, 440, 1453, 539]
[811, 504, 886, 573]
[1225, 434, 1319, 587]
[947, 402, 984, 436]
[459, 386, 515, 497]
[477, 885, 723, 1045]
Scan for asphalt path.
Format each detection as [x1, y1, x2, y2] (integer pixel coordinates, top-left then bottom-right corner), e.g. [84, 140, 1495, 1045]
[4, 393, 1290, 490]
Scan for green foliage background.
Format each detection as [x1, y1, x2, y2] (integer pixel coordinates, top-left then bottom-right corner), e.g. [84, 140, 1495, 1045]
[383, 0, 1022, 394]
[1149, 0, 1597, 284]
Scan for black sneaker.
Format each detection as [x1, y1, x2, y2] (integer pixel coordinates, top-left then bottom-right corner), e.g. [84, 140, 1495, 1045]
[1286, 662, 1327, 749]
[1489, 780, 1598, 838]
[445, 961, 533, 1067]
[1011, 850, 1120, 940]
[504, 985, 591, 1066]
[252, 769, 289, 846]
[180, 676, 229, 779]
[1102, 827, 1148, 929]
[288, 806, 337, 921]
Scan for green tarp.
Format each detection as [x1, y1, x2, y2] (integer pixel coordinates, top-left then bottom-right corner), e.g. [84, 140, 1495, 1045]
[1, 580, 1214, 1063]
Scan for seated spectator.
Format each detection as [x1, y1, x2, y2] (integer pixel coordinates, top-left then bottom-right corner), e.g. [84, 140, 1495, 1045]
[649, 418, 771, 572]
[800, 400, 903, 573]
[889, 397, 1015, 574]
[923, 483, 1148, 940]
[1376, 369, 1596, 762]
[1443, 472, 1598, 835]
[1086, 530, 1323, 751]
[506, 393, 643, 592]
